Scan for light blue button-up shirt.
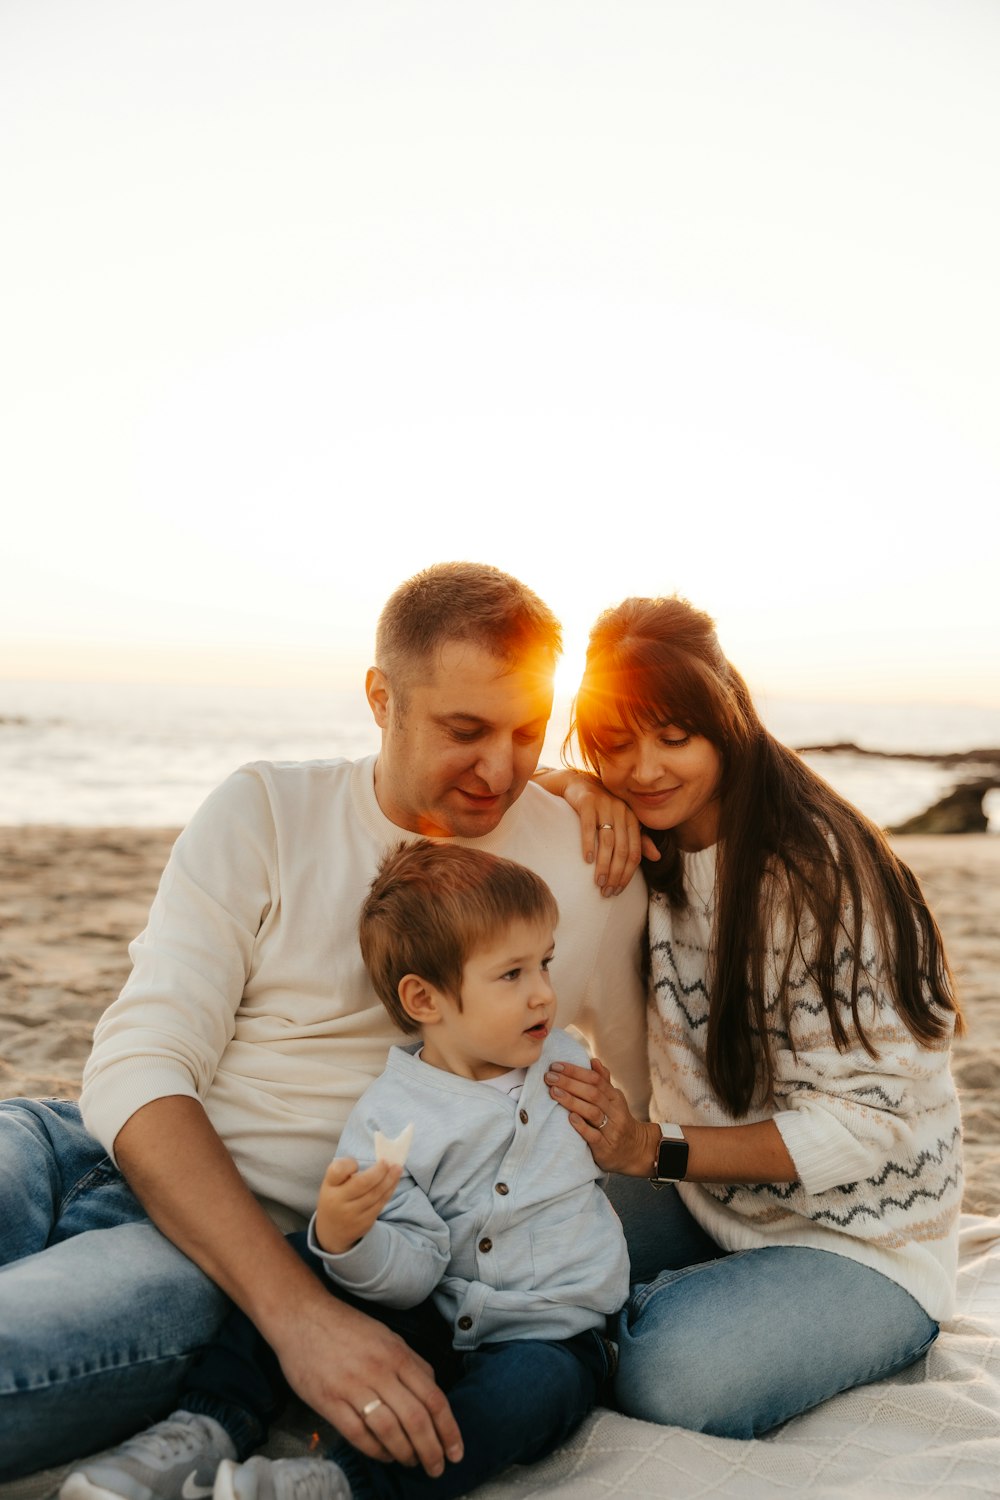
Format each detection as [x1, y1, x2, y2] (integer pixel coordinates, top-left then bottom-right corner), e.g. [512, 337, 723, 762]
[309, 1030, 630, 1348]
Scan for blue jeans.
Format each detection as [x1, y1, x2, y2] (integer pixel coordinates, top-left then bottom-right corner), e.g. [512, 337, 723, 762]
[606, 1174, 940, 1438]
[185, 1232, 610, 1500]
[337, 1333, 606, 1500]
[0, 1099, 230, 1481]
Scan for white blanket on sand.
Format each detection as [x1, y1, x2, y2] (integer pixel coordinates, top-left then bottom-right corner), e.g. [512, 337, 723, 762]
[7, 1215, 1000, 1500]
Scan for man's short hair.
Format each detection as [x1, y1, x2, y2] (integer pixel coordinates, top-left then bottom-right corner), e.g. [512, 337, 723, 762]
[375, 562, 563, 694]
[359, 839, 559, 1034]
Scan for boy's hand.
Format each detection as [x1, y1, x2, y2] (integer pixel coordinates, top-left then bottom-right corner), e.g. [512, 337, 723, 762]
[315, 1157, 402, 1254]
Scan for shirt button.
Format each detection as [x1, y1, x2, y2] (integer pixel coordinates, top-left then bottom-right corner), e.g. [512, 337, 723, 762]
[495, 1182, 509, 1195]
[519, 1109, 529, 1124]
[478, 1237, 493, 1253]
[457, 1315, 473, 1331]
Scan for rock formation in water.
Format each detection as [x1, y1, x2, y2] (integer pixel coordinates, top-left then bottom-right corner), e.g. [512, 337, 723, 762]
[795, 743, 1000, 769]
[888, 781, 994, 835]
[795, 744, 1000, 836]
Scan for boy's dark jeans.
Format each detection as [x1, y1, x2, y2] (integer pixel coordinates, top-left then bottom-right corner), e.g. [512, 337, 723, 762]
[184, 1231, 610, 1500]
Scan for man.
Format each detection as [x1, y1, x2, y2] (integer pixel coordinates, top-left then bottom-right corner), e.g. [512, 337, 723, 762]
[0, 563, 648, 1482]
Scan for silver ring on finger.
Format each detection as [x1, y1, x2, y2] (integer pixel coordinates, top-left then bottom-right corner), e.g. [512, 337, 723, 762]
[361, 1398, 384, 1419]
[598, 823, 614, 831]
[597, 1113, 609, 1130]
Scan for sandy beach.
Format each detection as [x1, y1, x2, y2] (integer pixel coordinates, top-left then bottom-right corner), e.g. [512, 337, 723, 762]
[1, 826, 998, 1215]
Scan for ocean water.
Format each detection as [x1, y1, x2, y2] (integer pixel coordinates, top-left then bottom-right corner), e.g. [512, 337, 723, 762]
[1, 679, 999, 831]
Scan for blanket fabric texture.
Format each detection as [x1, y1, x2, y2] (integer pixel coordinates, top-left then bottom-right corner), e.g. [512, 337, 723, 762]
[6, 1215, 999, 1500]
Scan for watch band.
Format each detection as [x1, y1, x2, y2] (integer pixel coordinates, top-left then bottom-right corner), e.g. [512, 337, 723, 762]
[651, 1121, 689, 1185]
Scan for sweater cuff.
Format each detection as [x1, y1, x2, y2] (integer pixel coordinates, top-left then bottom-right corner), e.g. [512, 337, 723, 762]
[79, 1063, 201, 1163]
[306, 1213, 392, 1289]
[773, 1103, 875, 1195]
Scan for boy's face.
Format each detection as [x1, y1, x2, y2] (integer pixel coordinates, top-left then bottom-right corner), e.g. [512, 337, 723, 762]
[419, 918, 557, 1082]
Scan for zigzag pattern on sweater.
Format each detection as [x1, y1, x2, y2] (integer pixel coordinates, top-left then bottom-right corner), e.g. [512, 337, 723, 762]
[771, 944, 893, 1031]
[712, 1138, 961, 1218]
[652, 935, 906, 1042]
[867, 1127, 963, 1189]
[779, 1077, 908, 1111]
[810, 1168, 962, 1232]
[650, 939, 710, 1030]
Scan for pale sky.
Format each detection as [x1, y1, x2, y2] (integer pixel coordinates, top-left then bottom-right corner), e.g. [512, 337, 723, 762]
[3, 0, 999, 704]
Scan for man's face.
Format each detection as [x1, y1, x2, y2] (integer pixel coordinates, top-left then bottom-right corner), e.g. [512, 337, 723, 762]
[367, 639, 555, 838]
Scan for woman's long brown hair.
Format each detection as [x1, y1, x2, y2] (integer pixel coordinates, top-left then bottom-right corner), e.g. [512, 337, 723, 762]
[568, 596, 963, 1117]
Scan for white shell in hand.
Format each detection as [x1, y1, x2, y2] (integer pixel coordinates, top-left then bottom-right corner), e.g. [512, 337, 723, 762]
[373, 1122, 414, 1167]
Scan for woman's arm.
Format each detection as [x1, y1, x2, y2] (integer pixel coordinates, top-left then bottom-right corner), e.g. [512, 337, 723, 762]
[532, 767, 655, 893]
[544, 1058, 797, 1182]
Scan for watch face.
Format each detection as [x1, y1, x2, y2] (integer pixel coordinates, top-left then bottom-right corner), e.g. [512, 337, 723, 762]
[655, 1137, 690, 1182]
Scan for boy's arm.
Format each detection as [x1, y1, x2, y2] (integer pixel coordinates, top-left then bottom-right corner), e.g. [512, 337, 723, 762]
[313, 1155, 402, 1253]
[310, 1142, 451, 1309]
[115, 1096, 462, 1475]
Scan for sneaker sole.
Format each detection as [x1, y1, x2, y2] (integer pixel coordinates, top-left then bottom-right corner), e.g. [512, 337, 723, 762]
[60, 1477, 137, 1500]
[211, 1461, 239, 1500]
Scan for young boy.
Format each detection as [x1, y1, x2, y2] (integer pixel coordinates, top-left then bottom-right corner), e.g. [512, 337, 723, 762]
[63, 841, 630, 1500]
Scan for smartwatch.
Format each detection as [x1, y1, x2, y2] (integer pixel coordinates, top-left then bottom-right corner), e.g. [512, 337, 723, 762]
[651, 1122, 689, 1186]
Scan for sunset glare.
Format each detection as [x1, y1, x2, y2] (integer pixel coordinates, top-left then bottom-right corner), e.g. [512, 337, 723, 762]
[3, 1, 999, 705]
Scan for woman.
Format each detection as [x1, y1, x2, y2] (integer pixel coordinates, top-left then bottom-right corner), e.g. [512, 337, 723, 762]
[538, 595, 964, 1439]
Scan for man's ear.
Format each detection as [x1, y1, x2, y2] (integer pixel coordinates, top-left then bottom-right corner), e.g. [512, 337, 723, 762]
[366, 666, 390, 728]
[397, 973, 446, 1027]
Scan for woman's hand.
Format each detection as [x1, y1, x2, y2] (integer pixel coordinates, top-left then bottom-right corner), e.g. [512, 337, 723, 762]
[533, 768, 658, 894]
[545, 1057, 659, 1176]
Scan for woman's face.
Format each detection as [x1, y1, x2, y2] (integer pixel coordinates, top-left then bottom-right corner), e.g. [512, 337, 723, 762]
[594, 718, 723, 852]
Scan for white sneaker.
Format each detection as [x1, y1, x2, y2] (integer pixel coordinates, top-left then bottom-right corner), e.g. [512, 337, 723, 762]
[213, 1456, 351, 1500]
[59, 1411, 236, 1500]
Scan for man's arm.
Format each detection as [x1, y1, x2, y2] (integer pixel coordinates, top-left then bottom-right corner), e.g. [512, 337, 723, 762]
[88, 768, 461, 1475]
[115, 1097, 463, 1476]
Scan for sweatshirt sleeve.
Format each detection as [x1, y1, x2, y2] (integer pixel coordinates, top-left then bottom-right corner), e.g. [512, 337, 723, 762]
[768, 905, 959, 1197]
[79, 766, 277, 1158]
[569, 874, 651, 1120]
[307, 1179, 451, 1308]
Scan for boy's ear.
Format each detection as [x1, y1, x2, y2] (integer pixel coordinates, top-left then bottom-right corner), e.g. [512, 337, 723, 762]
[398, 973, 445, 1026]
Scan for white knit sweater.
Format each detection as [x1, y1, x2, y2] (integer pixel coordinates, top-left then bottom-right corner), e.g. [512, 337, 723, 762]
[80, 756, 649, 1230]
[646, 845, 962, 1320]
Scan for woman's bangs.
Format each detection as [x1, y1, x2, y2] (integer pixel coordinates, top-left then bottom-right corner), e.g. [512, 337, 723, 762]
[577, 655, 679, 746]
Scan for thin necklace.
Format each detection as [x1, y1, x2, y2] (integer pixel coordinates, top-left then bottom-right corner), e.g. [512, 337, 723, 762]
[684, 858, 715, 917]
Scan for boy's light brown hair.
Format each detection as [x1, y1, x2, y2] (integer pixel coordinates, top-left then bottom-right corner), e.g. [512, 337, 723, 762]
[359, 839, 559, 1035]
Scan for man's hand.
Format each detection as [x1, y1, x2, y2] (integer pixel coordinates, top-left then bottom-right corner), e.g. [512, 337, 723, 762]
[272, 1277, 464, 1477]
[114, 1098, 463, 1477]
[315, 1157, 401, 1254]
